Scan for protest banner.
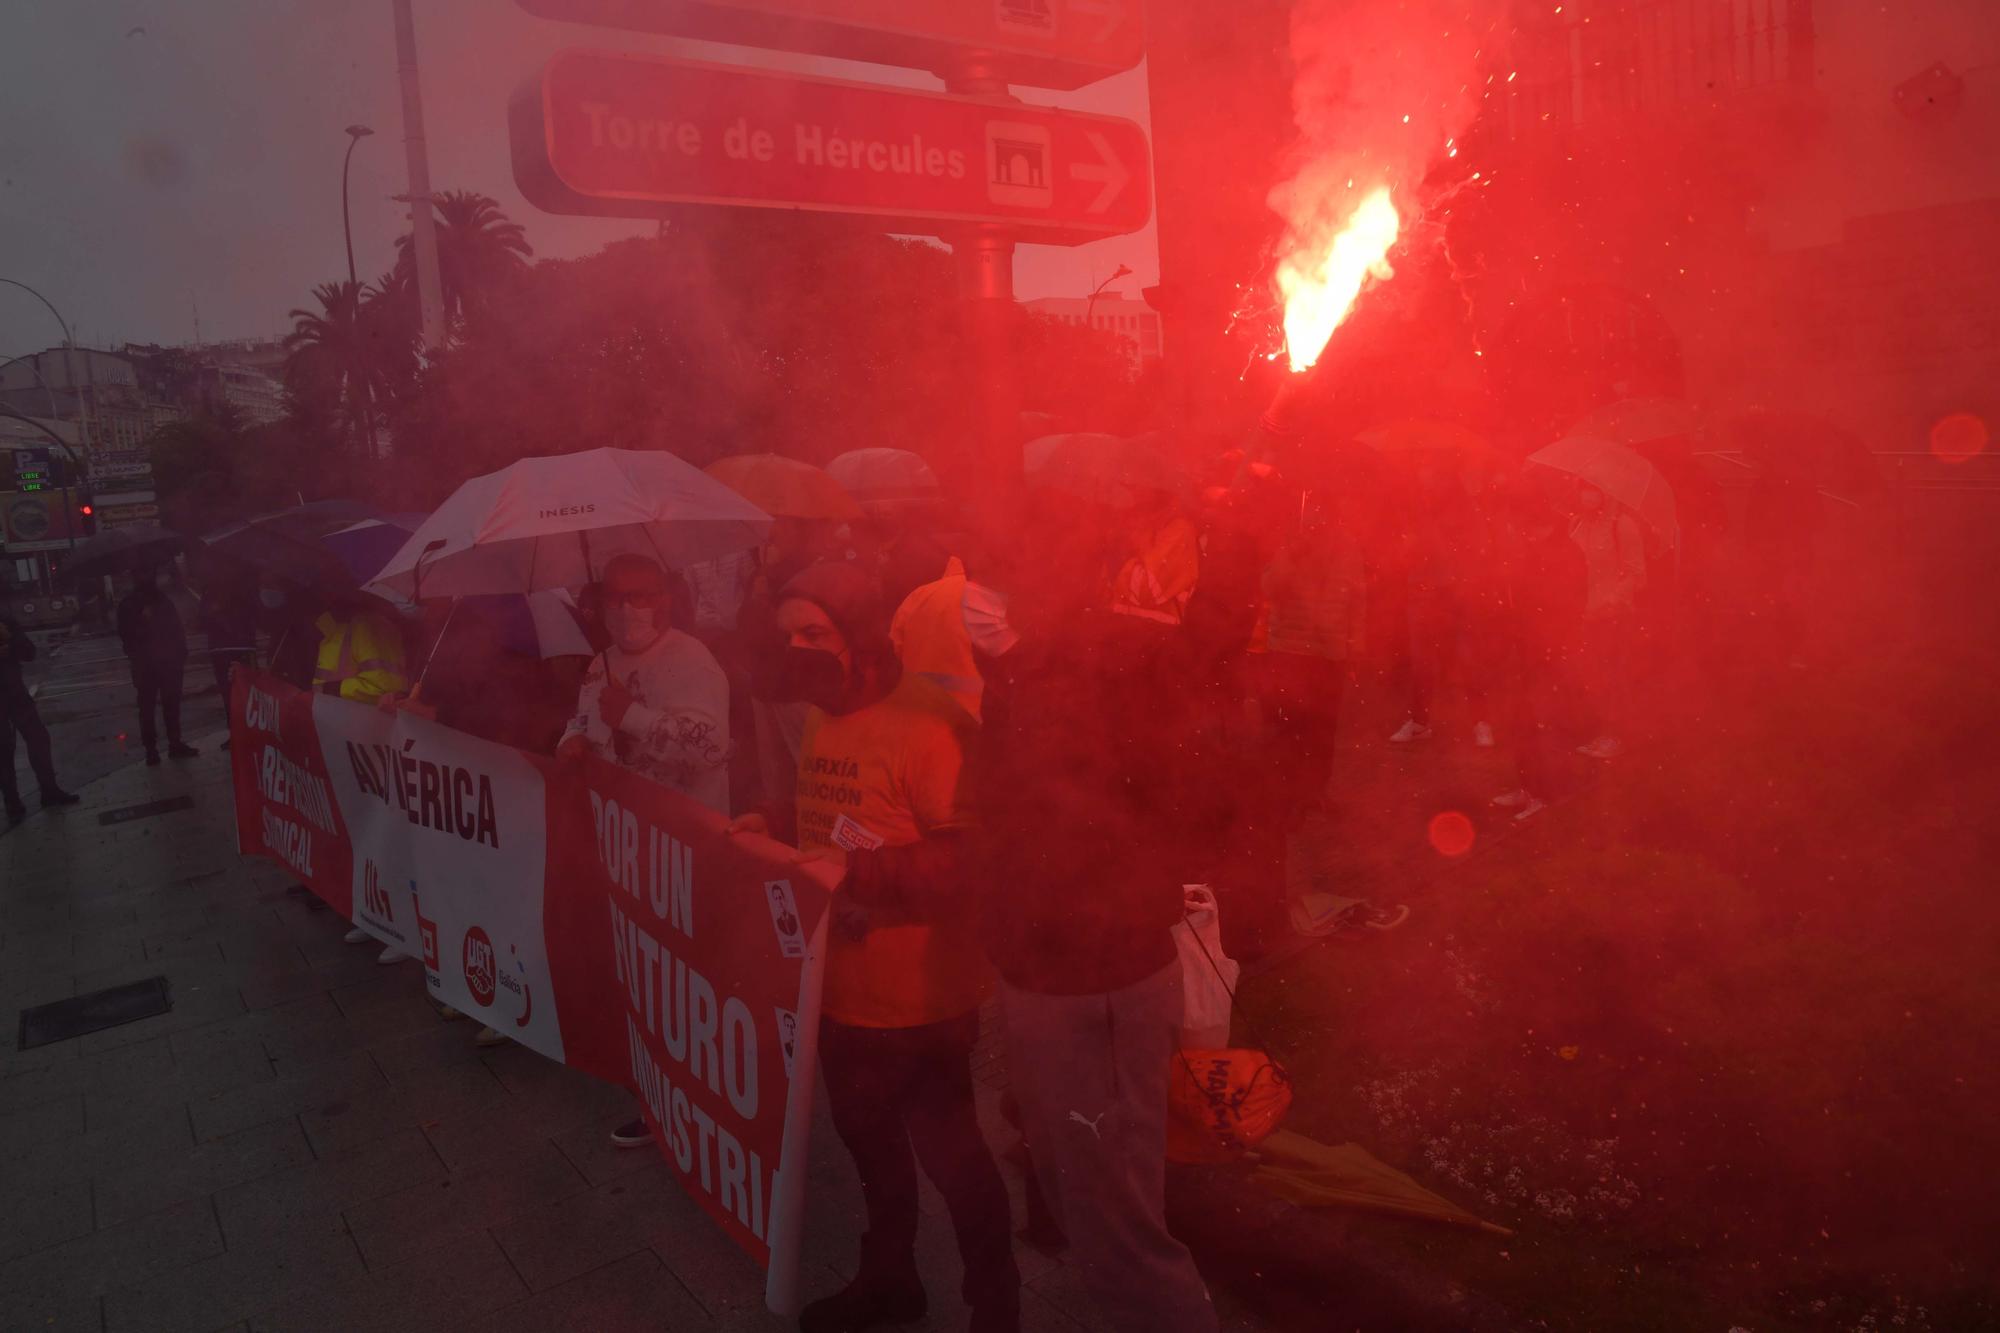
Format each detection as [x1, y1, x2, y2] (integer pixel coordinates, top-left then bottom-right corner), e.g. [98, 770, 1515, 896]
[229, 670, 832, 1307]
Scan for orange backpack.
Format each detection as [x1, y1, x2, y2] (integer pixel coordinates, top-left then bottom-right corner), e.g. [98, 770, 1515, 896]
[1167, 1048, 1294, 1164]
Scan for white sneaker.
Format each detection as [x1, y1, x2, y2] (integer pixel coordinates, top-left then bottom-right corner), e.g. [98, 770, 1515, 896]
[1388, 719, 1433, 744]
[342, 928, 371, 945]
[376, 946, 411, 965]
[1513, 795, 1549, 823]
[1473, 721, 1495, 748]
[1491, 788, 1530, 810]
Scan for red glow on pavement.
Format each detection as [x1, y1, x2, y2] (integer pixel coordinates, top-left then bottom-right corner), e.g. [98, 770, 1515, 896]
[1427, 810, 1476, 857]
[1275, 185, 1400, 371]
[1929, 412, 1988, 465]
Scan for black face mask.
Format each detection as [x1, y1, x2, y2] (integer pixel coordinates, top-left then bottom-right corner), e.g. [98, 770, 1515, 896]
[770, 645, 847, 712]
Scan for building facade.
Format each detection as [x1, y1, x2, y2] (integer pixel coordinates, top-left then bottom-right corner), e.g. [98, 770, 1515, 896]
[1021, 290, 1165, 370]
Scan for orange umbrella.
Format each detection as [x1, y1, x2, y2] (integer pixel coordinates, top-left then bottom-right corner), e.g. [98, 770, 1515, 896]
[705, 453, 862, 521]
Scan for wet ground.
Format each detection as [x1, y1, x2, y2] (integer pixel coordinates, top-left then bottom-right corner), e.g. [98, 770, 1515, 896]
[1235, 579, 1999, 1330]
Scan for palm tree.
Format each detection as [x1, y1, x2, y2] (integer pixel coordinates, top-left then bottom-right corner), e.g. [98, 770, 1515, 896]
[394, 189, 533, 327]
[285, 279, 413, 456]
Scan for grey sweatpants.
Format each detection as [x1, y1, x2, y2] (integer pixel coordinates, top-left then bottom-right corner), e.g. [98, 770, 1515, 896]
[1001, 960, 1218, 1333]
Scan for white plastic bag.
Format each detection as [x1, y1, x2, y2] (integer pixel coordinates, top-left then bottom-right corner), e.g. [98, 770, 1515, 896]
[1173, 884, 1240, 1050]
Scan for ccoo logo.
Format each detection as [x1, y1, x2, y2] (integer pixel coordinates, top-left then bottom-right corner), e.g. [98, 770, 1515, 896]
[463, 926, 497, 1007]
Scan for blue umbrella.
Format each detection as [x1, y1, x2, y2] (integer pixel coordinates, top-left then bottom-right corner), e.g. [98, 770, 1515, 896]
[320, 514, 426, 584]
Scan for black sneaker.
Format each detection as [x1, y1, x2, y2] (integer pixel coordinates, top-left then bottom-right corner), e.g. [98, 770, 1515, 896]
[798, 1269, 926, 1333]
[168, 743, 199, 759]
[145, 750, 161, 766]
[609, 1119, 652, 1149]
[40, 789, 80, 807]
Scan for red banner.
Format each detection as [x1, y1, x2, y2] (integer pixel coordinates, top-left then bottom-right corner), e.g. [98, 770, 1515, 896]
[229, 671, 831, 1299]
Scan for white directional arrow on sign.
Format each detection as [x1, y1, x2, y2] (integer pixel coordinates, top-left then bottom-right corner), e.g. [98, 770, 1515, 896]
[1069, 0, 1128, 45]
[1067, 130, 1131, 214]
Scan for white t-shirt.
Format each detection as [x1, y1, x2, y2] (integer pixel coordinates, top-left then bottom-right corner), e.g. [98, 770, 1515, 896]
[562, 628, 731, 815]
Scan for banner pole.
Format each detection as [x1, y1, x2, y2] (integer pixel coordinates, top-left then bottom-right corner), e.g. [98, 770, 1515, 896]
[764, 911, 830, 1317]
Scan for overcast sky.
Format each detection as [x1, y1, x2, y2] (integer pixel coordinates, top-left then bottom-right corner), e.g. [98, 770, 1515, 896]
[0, 0, 1159, 356]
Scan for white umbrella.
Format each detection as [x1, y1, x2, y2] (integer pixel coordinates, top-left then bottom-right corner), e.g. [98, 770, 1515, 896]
[825, 448, 941, 514]
[524, 590, 591, 658]
[369, 448, 772, 600]
[1528, 435, 1679, 547]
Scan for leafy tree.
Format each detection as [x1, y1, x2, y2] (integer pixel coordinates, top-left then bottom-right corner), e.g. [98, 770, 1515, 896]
[150, 405, 351, 535]
[283, 279, 414, 455]
[394, 189, 534, 327]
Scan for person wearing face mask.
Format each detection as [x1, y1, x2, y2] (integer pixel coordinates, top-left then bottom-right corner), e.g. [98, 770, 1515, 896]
[557, 554, 730, 815]
[563, 557, 734, 1149]
[730, 559, 1019, 1333]
[311, 593, 411, 707]
[116, 564, 197, 766]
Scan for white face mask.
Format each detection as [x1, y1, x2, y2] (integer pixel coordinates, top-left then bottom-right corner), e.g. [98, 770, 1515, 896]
[961, 581, 1019, 658]
[604, 604, 662, 653]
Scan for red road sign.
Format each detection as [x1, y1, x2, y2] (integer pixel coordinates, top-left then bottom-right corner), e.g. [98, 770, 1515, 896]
[510, 52, 1151, 244]
[513, 0, 1143, 91]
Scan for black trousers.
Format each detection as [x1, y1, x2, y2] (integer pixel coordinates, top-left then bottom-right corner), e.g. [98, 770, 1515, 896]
[212, 650, 254, 702]
[1, 695, 58, 803]
[133, 659, 186, 753]
[819, 1010, 1019, 1309]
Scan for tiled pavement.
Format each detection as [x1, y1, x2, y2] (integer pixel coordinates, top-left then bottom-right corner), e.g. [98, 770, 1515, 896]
[0, 739, 1272, 1333]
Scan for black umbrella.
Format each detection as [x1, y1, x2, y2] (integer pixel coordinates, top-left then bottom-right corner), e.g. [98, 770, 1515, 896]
[200, 500, 389, 596]
[63, 524, 184, 582]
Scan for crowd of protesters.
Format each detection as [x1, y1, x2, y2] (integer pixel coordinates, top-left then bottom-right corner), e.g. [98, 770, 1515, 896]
[6, 414, 1824, 1333]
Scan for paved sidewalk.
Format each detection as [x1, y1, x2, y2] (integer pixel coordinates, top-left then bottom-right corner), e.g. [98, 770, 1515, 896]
[2, 737, 1242, 1333]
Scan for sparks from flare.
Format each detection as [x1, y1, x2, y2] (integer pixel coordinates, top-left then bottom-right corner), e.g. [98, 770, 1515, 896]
[1274, 185, 1401, 372]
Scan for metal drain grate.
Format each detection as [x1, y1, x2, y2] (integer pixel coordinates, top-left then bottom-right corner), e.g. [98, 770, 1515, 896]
[17, 976, 173, 1049]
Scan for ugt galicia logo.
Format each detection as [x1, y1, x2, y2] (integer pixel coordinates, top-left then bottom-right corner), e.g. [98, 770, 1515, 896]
[463, 926, 497, 1007]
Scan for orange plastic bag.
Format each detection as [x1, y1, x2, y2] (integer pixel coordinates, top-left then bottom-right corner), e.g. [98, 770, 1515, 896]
[1167, 1048, 1294, 1164]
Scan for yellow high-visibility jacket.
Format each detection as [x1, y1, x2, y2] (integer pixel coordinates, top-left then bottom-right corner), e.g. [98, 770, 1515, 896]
[313, 609, 409, 703]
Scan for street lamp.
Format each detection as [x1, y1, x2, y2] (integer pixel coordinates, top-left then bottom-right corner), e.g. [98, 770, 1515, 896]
[1, 278, 91, 557]
[342, 125, 375, 289]
[1085, 263, 1134, 328]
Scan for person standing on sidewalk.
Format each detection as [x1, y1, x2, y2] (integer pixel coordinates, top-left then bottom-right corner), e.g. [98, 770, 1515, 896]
[116, 566, 198, 765]
[971, 514, 1225, 1333]
[2, 607, 79, 824]
[555, 555, 732, 1148]
[733, 560, 1019, 1333]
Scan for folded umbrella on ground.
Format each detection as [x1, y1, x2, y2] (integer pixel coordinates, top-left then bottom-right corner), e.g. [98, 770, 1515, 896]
[1252, 1129, 1513, 1236]
[369, 447, 773, 601]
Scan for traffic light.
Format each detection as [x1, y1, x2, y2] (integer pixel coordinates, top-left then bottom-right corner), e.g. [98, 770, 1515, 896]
[78, 502, 97, 536]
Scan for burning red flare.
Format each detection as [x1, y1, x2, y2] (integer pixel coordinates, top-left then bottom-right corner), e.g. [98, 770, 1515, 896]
[1275, 185, 1401, 372]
